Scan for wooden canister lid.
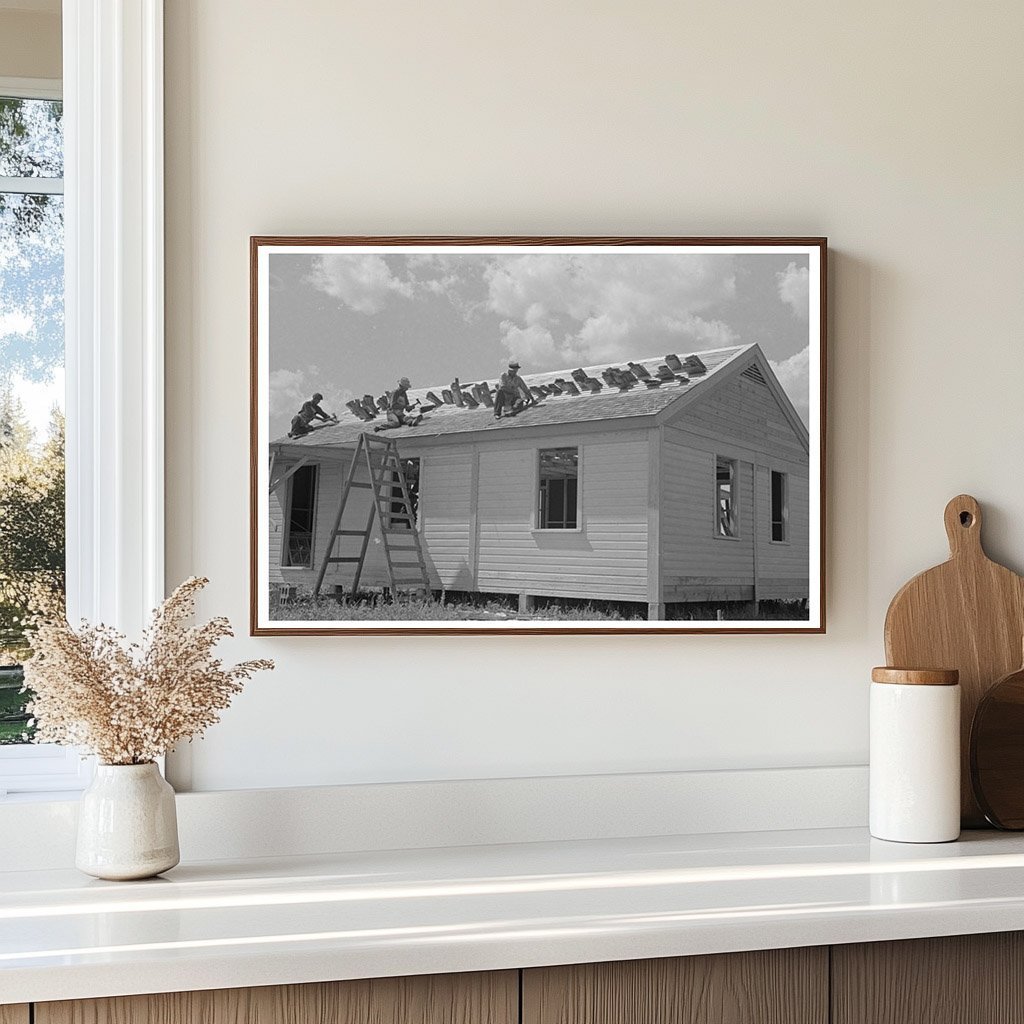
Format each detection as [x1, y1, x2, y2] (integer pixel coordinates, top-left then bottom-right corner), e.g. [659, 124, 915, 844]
[871, 667, 960, 686]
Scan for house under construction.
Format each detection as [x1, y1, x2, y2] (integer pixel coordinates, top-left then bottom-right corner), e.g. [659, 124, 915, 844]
[267, 343, 810, 619]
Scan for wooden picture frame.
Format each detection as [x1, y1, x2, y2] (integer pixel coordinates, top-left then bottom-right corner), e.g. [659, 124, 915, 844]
[251, 237, 826, 635]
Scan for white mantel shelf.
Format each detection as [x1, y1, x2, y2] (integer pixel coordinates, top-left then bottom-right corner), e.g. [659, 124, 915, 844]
[5, 826, 1024, 1004]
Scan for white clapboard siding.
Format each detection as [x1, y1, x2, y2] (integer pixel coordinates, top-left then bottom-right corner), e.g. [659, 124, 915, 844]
[661, 442, 756, 586]
[267, 480, 286, 578]
[660, 368, 810, 601]
[756, 463, 811, 598]
[419, 448, 475, 590]
[676, 373, 808, 463]
[269, 455, 394, 591]
[476, 438, 650, 601]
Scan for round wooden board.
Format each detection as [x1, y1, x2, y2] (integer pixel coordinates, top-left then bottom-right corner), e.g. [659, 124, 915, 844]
[971, 664, 1024, 829]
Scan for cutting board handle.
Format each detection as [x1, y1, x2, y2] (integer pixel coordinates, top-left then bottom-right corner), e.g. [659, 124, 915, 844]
[944, 494, 983, 559]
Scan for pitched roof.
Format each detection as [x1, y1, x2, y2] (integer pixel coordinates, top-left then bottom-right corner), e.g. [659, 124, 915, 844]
[272, 344, 755, 450]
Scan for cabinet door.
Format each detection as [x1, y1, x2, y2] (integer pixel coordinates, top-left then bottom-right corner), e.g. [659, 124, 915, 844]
[0, 1007, 29, 1024]
[36, 971, 517, 1024]
[832, 933, 1024, 1024]
[523, 949, 827, 1024]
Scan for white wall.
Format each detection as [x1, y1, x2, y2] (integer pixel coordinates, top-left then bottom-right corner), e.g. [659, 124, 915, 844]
[0, 8, 61, 80]
[164, 0, 1024, 791]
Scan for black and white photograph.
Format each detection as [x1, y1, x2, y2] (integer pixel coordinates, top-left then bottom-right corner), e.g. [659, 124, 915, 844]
[252, 238, 825, 634]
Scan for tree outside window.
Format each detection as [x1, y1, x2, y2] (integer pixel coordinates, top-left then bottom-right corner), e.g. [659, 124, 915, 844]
[0, 94, 65, 744]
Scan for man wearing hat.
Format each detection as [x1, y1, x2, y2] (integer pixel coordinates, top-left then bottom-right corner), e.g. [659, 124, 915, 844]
[289, 391, 336, 437]
[494, 360, 534, 419]
[386, 376, 423, 428]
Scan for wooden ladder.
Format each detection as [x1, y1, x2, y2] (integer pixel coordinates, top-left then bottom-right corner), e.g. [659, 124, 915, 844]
[313, 433, 431, 599]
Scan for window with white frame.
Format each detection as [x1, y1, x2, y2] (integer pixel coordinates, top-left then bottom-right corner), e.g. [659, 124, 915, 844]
[537, 448, 579, 530]
[1, 5, 166, 798]
[283, 464, 318, 567]
[771, 469, 789, 542]
[715, 455, 738, 538]
[0, 84, 65, 752]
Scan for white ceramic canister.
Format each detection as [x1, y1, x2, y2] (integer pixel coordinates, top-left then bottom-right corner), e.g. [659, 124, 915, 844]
[870, 667, 961, 843]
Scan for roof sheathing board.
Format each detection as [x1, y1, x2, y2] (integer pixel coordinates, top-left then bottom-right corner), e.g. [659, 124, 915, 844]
[272, 345, 753, 450]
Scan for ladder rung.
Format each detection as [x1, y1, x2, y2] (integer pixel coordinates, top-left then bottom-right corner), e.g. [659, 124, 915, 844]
[382, 527, 418, 535]
[392, 579, 429, 586]
[328, 557, 363, 563]
[333, 530, 369, 536]
[349, 482, 372, 489]
[390, 561, 424, 568]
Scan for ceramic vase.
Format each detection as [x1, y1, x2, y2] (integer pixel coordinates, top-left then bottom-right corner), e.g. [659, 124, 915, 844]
[76, 762, 180, 880]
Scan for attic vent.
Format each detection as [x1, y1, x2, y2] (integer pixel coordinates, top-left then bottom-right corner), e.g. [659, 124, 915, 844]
[741, 365, 768, 386]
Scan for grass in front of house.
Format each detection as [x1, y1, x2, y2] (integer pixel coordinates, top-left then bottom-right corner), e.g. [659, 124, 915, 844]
[269, 590, 807, 622]
[273, 591, 639, 622]
[667, 599, 810, 621]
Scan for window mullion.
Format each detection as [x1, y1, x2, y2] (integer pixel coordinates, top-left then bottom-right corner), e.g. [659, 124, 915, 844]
[0, 176, 64, 195]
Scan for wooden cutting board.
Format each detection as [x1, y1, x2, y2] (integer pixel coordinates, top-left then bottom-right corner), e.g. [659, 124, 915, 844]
[884, 494, 1024, 827]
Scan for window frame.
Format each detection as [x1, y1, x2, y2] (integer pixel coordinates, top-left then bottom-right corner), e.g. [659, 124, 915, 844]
[534, 446, 582, 532]
[714, 454, 740, 541]
[0, 75, 88, 795]
[0, 0, 166, 798]
[770, 469, 790, 544]
[282, 463, 319, 568]
[386, 455, 421, 531]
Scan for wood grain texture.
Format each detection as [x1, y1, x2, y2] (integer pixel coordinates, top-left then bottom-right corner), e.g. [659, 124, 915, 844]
[522, 949, 828, 1024]
[884, 494, 1024, 826]
[832, 933, 1024, 1024]
[970, 659, 1024, 827]
[871, 667, 959, 686]
[0, 1007, 29, 1024]
[36, 971, 517, 1024]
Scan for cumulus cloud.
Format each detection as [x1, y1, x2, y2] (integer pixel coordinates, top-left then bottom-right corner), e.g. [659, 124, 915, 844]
[269, 365, 351, 421]
[306, 255, 413, 314]
[776, 261, 809, 319]
[482, 254, 738, 367]
[770, 346, 810, 425]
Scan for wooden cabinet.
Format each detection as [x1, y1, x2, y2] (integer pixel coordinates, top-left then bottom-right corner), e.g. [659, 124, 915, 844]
[16, 933, 1024, 1024]
[35, 972, 517, 1024]
[832, 932, 1024, 1024]
[522, 948, 828, 1024]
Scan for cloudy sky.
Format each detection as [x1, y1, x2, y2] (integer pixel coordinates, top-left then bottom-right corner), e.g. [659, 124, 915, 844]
[267, 250, 811, 438]
[1, 100, 65, 447]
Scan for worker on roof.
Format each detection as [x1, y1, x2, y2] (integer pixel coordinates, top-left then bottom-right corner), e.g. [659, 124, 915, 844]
[288, 392, 337, 438]
[377, 376, 423, 431]
[494, 360, 534, 420]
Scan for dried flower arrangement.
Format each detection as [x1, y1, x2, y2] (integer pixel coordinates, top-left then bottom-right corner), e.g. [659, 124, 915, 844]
[23, 577, 273, 765]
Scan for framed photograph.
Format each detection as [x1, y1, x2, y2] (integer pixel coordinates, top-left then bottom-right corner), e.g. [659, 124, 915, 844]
[251, 237, 826, 635]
